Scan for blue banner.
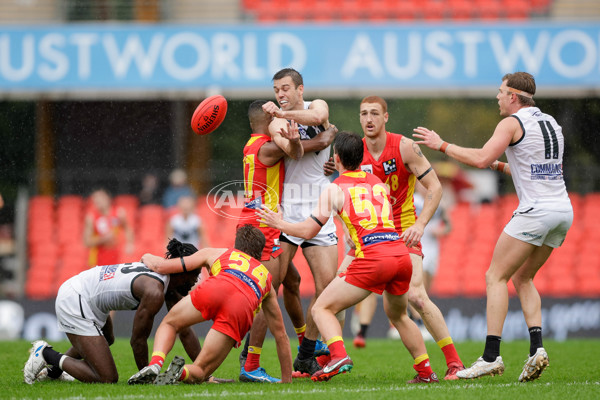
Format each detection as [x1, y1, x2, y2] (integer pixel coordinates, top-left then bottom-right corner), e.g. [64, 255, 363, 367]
[1, 23, 599, 92]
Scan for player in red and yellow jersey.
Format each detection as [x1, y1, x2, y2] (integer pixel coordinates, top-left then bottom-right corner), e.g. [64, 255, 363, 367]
[259, 132, 438, 383]
[83, 188, 134, 267]
[346, 96, 464, 379]
[128, 225, 292, 385]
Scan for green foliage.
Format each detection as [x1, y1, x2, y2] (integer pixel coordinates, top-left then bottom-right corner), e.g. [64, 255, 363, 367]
[4, 338, 599, 399]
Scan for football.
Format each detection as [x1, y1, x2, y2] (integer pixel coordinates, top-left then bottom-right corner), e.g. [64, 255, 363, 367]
[191, 95, 228, 135]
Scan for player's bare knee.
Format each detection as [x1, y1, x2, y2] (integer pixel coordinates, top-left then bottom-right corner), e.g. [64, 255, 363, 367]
[407, 289, 427, 312]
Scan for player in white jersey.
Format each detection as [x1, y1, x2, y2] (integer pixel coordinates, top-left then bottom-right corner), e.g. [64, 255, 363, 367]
[414, 72, 573, 382]
[23, 239, 202, 384]
[262, 68, 338, 376]
[167, 195, 205, 248]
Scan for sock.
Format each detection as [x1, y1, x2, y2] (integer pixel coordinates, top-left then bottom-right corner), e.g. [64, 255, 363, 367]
[413, 354, 433, 377]
[295, 324, 306, 344]
[149, 351, 165, 368]
[437, 337, 462, 367]
[298, 338, 316, 360]
[47, 365, 63, 379]
[529, 326, 543, 356]
[179, 366, 189, 382]
[482, 335, 502, 362]
[245, 346, 262, 371]
[240, 334, 251, 359]
[326, 336, 347, 359]
[358, 324, 369, 338]
[42, 347, 64, 367]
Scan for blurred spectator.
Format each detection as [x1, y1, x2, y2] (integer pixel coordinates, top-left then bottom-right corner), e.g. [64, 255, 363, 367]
[0, 193, 3, 209]
[83, 188, 134, 267]
[433, 161, 473, 206]
[166, 195, 207, 249]
[139, 172, 161, 205]
[162, 168, 194, 209]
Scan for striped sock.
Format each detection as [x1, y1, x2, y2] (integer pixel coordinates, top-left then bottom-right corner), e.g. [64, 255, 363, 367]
[245, 346, 262, 371]
[326, 336, 347, 359]
[295, 324, 306, 344]
[437, 337, 462, 366]
[150, 351, 165, 368]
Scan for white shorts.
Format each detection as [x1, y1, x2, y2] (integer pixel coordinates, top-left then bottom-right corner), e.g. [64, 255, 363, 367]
[55, 278, 106, 336]
[281, 202, 338, 247]
[504, 208, 573, 248]
[420, 235, 440, 275]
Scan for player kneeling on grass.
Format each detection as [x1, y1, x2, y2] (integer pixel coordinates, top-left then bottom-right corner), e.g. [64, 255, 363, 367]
[258, 132, 439, 383]
[23, 239, 202, 384]
[128, 225, 292, 385]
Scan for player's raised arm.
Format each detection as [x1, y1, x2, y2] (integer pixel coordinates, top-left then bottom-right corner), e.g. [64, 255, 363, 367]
[268, 119, 303, 160]
[262, 286, 292, 383]
[141, 248, 227, 275]
[413, 119, 516, 169]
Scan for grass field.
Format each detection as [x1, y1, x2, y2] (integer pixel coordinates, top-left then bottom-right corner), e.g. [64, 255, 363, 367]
[3, 338, 599, 400]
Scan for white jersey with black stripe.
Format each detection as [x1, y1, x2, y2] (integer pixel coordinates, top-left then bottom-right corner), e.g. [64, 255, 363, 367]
[282, 101, 332, 221]
[70, 262, 169, 316]
[506, 107, 572, 212]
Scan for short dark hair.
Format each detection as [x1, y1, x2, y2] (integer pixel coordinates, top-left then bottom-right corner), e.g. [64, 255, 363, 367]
[234, 224, 266, 260]
[502, 72, 536, 106]
[360, 96, 388, 113]
[272, 68, 303, 88]
[333, 131, 364, 171]
[248, 100, 269, 126]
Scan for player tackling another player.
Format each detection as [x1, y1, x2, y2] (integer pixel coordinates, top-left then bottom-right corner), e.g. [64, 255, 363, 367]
[414, 71, 573, 382]
[259, 132, 439, 383]
[127, 225, 292, 385]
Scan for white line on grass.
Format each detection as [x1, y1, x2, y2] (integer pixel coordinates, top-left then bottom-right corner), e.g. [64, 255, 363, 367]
[25, 380, 600, 400]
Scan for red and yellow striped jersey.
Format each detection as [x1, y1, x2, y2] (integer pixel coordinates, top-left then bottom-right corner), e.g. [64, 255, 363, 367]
[334, 171, 406, 259]
[361, 132, 417, 234]
[239, 134, 284, 228]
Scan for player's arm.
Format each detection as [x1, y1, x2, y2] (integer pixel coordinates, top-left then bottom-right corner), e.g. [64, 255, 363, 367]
[257, 183, 343, 239]
[83, 214, 103, 247]
[413, 117, 517, 169]
[301, 124, 337, 153]
[266, 99, 330, 128]
[130, 277, 165, 369]
[141, 248, 227, 275]
[164, 290, 201, 361]
[267, 119, 303, 160]
[400, 138, 443, 247]
[490, 160, 512, 176]
[262, 286, 292, 383]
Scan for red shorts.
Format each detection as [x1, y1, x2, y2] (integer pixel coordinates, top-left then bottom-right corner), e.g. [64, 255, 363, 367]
[189, 276, 255, 347]
[346, 239, 421, 258]
[237, 224, 282, 261]
[342, 252, 412, 296]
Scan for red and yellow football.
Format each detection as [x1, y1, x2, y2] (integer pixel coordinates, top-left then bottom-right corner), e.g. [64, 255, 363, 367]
[191, 95, 228, 135]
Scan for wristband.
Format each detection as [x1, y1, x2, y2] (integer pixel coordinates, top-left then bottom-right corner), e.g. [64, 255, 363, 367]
[440, 142, 451, 153]
[180, 257, 187, 272]
[497, 162, 507, 173]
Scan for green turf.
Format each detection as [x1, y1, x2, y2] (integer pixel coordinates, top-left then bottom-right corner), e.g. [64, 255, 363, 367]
[3, 338, 599, 399]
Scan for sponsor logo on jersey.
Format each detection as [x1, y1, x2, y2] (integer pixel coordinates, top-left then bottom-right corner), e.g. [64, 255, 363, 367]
[244, 197, 262, 210]
[361, 164, 373, 174]
[383, 159, 397, 175]
[530, 163, 563, 180]
[99, 264, 118, 281]
[362, 232, 400, 246]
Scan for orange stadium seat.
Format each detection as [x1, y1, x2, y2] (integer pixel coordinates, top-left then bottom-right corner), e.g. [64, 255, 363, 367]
[477, 0, 502, 20]
[503, 0, 531, 20]
[448, 0, 473, 20]
[422, 0, 446, 20]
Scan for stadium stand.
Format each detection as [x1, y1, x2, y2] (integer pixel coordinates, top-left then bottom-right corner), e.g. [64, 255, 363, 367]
[25, 192, 599, 299]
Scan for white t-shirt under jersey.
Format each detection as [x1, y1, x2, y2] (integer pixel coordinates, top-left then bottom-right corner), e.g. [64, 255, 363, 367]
[506, 107, 572, 213]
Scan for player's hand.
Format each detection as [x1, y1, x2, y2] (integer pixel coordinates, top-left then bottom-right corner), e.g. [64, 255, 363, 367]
[400, 224, 424, 248]
[279, 120, 300, 142]
[141, 253, 163, 271]
[413, 127, 443, 151]
[262, 101, 285, 118]
[323, 157, 336, 176]
[256, 205, 283, 229]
